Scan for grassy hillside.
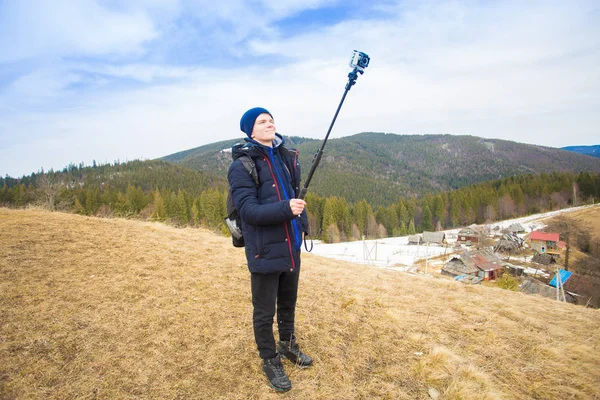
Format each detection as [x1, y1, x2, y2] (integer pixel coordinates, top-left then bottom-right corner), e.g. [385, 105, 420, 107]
[1, 208, 599, 399]
[162, 133, 600, 205]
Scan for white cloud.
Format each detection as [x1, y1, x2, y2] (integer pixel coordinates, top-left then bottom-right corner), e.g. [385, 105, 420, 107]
[262, 0, 339, 18]
[247, 0, 600, 131]
[0, 0, 157, 62]
[1, 0, 599, 177]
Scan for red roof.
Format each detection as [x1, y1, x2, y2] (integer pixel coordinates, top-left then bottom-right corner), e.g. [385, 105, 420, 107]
[530, 231, 560, 242]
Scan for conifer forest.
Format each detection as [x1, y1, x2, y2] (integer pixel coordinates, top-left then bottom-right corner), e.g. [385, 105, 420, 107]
[2, 159, 599, 243]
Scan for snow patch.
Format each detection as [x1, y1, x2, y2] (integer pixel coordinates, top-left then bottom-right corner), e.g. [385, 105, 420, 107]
[311, 205, 595, 270]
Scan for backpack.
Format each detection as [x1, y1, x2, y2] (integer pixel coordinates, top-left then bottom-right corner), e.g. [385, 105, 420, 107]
[225, 155, 259, 247]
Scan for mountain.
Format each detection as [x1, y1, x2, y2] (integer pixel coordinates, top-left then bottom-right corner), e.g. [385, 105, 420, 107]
[3, 159, 226, 197]
[2, 207, 599, 399]
[162, 133, 600, 205]
[561, 145, 600, 158]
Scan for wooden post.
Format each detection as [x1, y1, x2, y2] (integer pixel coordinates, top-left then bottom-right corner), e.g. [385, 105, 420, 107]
[425, 241, 429, 275]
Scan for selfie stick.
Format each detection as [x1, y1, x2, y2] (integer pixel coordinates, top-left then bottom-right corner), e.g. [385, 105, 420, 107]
[298, 51, 370, 200]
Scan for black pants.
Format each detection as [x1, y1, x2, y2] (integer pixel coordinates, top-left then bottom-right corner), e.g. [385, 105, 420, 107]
[250, 269, 300, 359]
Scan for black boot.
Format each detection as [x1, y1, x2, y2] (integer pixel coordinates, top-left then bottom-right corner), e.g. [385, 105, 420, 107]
[262, 354, 292, 392]
[278, 339, 313, 368]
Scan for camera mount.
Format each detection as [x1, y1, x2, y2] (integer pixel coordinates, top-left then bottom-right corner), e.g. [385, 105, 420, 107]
[346, 50, 370, 90]
[299, 50, 370, 199]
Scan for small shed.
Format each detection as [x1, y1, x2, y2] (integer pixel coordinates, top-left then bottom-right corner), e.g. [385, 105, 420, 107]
[532, 253, 556, 265]
[520, 279, 576, 304]
[408, 235, 422, 245]
[506, 223, 526, 233]
[422, 231, 446, 246]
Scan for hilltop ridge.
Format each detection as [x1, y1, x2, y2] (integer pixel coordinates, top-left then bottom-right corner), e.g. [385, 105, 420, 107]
[562, 144, 600, 158]
[1, 207, 599, 399]
[162, 133, 600, 204]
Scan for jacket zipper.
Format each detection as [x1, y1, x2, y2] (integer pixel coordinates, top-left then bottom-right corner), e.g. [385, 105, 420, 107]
[264, 154, 296, 271]
[272, 149, 302, 251]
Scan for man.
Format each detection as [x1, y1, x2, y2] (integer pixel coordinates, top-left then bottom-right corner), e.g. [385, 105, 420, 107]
[227, 107, 313, 392]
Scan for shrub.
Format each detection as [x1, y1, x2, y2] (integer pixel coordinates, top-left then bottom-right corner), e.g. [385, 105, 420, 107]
[498, 272, 519, 291]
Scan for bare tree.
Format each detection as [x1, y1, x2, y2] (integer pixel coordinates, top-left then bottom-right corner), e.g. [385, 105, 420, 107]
[36, 173, 60, 211]
[545, 215, 592, 271]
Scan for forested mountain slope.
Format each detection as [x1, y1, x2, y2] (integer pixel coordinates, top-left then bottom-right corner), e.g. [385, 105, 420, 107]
[562, 144, 600, 158]
[162, 133, 600, 205]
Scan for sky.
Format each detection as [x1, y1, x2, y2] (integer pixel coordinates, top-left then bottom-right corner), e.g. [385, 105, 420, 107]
[1, 0, 599, 178]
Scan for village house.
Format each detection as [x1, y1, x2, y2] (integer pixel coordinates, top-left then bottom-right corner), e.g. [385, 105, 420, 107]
[442, 249, 506, 281]
[442, 252, 479, 277]
[472, 251, 506, 280]
[494, 232, 524, 257]
[456, 227, 479, 245]
[529, 231, 564, 257]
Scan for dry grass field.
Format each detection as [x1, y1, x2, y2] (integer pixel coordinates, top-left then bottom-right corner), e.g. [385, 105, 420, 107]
[555, 204, 600, 242]
[540, 204, 600, 275]
[555, 203, 600, 224]
[1, 207, 599, 399]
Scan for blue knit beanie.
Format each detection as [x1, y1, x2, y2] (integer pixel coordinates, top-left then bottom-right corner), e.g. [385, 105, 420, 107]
[240, 107, 272, 138]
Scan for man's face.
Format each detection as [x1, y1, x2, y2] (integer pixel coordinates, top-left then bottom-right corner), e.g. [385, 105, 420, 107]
[251, 113, 276, 146]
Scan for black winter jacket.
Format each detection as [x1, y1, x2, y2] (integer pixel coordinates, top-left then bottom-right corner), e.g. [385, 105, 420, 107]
[227, 135, 309, 274]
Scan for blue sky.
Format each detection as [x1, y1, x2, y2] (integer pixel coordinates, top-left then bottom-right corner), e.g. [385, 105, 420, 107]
[1, 0, 599, 178]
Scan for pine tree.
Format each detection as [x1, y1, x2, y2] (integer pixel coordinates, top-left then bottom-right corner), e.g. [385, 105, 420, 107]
[408, 219, 416, 235]
[399, 221, 407, 236]
[448, 193, 460, 228]
[151, 189, 166, 221]
[74, 197, 85, 214]
[163, 191, 178, 222]
[322, 196, 350, 240]
[197, 188, 225, 230]
[125, 185, 148, 215]
[432, 194, 445, 229]
[394, 200, 407, 226]
[114, 192, 128, 215]
[85, 188, 101, 215]
[305, 193, 325, 237]
[0, 183, 8, 205]
[352, 200, 371, 236]
[421, 205, 433, 232]
[176, 190, 189, 226]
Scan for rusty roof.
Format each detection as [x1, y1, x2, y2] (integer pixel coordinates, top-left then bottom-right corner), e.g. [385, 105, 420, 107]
[443, 248, 506, 274]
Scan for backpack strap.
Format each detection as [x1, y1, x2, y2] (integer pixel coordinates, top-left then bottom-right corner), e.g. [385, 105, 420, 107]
[239, 155, 259, 186]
